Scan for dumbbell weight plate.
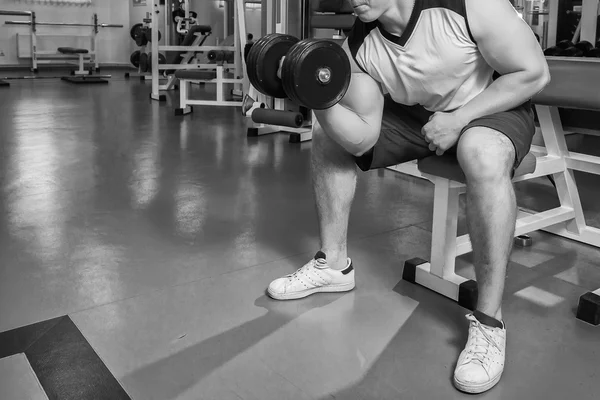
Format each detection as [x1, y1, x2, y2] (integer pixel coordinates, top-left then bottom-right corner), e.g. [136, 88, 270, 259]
[544, 46, 562, 56]
[139, 53, 149, 73]
[247, 33, 299, 99]
[575, 40, 594, 55]
[246, 34, 273, 95]
[130, 50, 141, 68]
[130, 23, 144, 41]
[557, 39, 574, 49]
[146, 53, 167, 73]
[145, 29, 162, 43]
[281, 39, 351, 110]
[561, 46, 584, 57]
[586, 48, 600, 58]
[281, 38, 314, 103]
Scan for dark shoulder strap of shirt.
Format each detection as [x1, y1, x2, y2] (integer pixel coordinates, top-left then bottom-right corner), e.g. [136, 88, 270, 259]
[346, 19, 378, 74]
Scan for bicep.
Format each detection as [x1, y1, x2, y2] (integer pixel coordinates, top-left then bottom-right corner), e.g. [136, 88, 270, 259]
[338, 39, 385, 126]
[466, 0, 548, 76]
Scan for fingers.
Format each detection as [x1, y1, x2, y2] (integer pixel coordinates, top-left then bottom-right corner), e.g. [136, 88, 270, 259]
[428, 141, 446, 156]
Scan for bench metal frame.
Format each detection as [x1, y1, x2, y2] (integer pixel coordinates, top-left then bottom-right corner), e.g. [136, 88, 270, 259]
[393, 59, 600, 325]
[176, 65, 244, 111]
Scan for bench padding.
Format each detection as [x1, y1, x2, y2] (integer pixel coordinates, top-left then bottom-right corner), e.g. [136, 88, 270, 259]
[181, 25, 212, 46]
[532, 59, 600, 111]
[57, 47, 89, 54]
[417, 152, 537, 184]
[175, 70, 217, 80]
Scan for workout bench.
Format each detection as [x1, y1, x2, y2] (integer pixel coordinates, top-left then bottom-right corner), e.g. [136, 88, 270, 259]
[57, 47, 107, 84]
[401, 58, 600, 326]
[174, 67, 243, 113]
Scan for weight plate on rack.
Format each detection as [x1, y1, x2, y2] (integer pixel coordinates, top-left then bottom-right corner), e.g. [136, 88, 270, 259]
[130, 50, 141, 68]
[130, 23, 145, 45]
[139, 52, 149, 73]
[247, 33, 299, 99]
[281, 39, 351, 110]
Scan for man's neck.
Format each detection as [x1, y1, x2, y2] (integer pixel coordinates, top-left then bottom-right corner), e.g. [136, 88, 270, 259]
[377, 0, 416, 36]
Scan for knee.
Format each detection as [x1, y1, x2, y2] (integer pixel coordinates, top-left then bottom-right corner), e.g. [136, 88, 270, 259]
[457, 127, 515, 183]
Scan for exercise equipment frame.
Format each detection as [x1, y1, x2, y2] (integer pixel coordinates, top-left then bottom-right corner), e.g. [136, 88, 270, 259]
[1, 10, 123, 73]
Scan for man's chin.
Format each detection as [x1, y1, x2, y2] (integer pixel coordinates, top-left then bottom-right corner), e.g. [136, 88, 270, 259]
[355, 13, 374, 22]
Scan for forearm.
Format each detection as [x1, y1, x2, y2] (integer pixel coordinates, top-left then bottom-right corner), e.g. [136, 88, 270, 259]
[454, 71, 549, 125]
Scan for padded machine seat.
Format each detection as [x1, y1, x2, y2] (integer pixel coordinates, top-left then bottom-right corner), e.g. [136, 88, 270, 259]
[174, 70, 217, 80]
[57, 47, 89, 54]
[166, 25, 213, 75]
[418, 152, 537, 184]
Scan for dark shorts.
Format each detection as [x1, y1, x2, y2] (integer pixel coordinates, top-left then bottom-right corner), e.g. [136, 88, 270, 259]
[355, 97, 536, 172]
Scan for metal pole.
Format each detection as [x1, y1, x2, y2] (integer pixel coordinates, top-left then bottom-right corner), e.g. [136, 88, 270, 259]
[5, 20, 123, 28]
[580, 0, 599, 43]
[0, 75, 112, 80]
[0, 10, 32, 16]
[31, 12, 37, 71]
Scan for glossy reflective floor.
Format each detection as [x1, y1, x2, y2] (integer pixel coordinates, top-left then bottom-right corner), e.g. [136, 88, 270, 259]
[1, 73, 600, 400]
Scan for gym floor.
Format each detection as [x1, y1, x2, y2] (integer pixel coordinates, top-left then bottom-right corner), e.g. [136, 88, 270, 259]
[1, 71, 599, 400]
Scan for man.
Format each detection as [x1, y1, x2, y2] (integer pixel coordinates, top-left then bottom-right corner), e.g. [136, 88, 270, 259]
[267, 0, 550, 394]
[244, 33, 255, 62]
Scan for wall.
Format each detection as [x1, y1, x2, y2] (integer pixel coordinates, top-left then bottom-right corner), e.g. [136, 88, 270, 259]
[0, 0, 130, 66]
[0, 0, 262, 67]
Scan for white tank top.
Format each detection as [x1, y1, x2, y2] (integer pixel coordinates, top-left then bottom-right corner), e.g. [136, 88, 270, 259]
[348, 0, 495, 112]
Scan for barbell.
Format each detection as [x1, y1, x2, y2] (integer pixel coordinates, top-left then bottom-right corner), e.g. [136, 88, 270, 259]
[246, 33, 351, 110]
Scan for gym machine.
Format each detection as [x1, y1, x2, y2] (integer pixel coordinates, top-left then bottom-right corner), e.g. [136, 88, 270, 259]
[0, 10, 123, 74]
[243, 0, 316, 143]
[515, 0, 600, 56]
[148, 0, 247, 105]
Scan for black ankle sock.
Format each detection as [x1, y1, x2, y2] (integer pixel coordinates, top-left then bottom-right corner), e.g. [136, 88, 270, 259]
[473, 310, 504, 329]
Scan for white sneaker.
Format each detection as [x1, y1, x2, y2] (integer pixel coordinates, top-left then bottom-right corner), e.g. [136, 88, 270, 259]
[453, 313, 506, 394]
[267, 251, 355, 300]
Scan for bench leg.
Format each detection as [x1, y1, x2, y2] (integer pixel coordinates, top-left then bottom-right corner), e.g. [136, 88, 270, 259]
[216, 66, 224, 103]
[577, 289, 600, 326]
[536, 105, 600, 324]
[73, 54, 88, 76]
[403, 177, 478, 310]
[175, 79, 192, 116]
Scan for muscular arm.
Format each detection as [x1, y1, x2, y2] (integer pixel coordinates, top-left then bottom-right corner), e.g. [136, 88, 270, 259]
[453, 0, 550, 124]
[312, 40, 385, 157]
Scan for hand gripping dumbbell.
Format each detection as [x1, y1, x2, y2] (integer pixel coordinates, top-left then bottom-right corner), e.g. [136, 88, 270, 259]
[246, 33, 351, 110]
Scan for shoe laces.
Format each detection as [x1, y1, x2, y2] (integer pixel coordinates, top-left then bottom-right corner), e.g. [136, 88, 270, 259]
[287, 259, 323, 280]
[463, 314, 501, 367]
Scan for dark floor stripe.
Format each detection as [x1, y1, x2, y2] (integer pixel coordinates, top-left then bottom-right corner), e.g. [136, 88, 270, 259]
[0, 317, 63, 358]
[0, 316, 130, 400]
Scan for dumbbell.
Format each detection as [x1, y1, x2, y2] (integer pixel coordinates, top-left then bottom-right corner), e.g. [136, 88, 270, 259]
[557, 39, 575, 49]
[246, 33, 351, 110]
[561, 46, 585, 57]
[544, 44, 584, 57]
[575, 40, 594, 55]
[587, 47, 600, 58]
